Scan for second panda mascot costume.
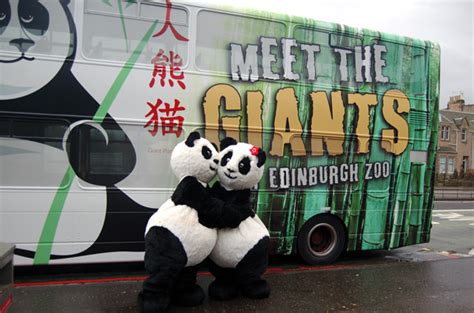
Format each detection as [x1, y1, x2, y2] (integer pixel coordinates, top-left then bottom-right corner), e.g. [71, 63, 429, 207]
[139, 132, 252, 313]
[208, 137, 271, 300]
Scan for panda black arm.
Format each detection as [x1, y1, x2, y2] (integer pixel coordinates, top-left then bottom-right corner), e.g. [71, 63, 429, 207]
[172, 177, 252, 228]
[200, 197, 253, 228]
[65, 120, 136, 187]
[171, 176, 207, 207]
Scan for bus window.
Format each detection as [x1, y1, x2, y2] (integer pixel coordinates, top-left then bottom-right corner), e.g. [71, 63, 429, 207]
[11, 118, 68, 149]
[88, 128, 129, 176]
[85, 0, 137, 17]
[0, 118, 71, 188]
[0, 118, 11, 136]
[376, 40, 427, 96]
[66, 123, 134, 184]
[293, 27, 362, 86]
[74, 123, 181, 190]
[83, 0, 189, 66]
[196, 10, 286, 75]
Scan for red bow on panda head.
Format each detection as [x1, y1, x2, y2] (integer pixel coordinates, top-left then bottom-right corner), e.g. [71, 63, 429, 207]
[250, 146, 260, 156]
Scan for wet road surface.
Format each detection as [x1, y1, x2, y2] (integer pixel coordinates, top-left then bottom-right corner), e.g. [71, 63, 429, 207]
[10, 257, 474, 313]
[8, 201, 474, 312]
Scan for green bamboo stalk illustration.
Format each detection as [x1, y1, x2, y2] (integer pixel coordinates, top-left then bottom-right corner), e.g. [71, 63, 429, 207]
[117, 0, 130, 52]
[102, 0, 135, 52]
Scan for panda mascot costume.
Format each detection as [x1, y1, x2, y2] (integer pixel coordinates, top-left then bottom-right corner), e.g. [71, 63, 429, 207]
[208, 137, 271, 300]
[139, 132, 251, 313]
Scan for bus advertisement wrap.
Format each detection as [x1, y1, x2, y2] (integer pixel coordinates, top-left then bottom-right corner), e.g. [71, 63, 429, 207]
[0, 0, 440, 265]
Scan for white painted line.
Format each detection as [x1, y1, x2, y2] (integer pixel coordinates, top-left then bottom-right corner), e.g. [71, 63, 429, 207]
[433, 209, 474, 212]
[433, 213, 463, 219]
[450, 218, 474, 221]
[434, 200, 474, 202]
[431, 221, 440, 225]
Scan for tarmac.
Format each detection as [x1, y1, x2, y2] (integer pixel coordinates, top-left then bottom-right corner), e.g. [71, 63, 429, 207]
[7, 200, 474, 312]
[9, 254, 474, 313]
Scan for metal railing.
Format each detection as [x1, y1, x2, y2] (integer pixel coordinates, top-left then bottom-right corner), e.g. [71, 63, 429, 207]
[434, 188, 474, 200]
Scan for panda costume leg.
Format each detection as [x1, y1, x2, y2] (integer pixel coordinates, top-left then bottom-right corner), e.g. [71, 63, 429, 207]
[208, 261, 239, 300]
[138, 226, 187, 313]
[235, 237, 271, 299]
[208, 138, 271, 300]
[208, 236, 270, 300]
[171, 265, 205, 306]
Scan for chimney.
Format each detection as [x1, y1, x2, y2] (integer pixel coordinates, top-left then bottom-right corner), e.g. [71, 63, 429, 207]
[447, 94, 465, 111]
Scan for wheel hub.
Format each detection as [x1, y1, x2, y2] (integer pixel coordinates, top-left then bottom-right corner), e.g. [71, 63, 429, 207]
[307, 223, 337, 257]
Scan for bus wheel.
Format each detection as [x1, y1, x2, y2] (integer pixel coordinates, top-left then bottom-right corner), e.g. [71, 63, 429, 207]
[297, 214, 346, 265]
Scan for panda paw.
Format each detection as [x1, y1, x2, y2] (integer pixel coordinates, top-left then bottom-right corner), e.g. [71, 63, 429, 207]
[171, 284, 205, 307]
[240, 279, 271, 299]
[240, 203, 256, 219]
[137, 290, 169, 313]
[208, 280, 239, 300]
[172, 176, 206, 206]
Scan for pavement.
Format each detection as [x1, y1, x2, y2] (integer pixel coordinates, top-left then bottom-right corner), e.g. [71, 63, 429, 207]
[435, 186, 474, 200]
[8, 253, 474, 313]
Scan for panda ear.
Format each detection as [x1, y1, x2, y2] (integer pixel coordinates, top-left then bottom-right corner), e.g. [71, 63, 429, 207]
[212, 142, 218, 152]
[185, 132, 201, 147]
[220, 137, 237, 151]
[257, 149, 266, 168]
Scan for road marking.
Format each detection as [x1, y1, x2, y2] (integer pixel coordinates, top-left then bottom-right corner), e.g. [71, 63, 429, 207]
[433, 209, 474, 212]
[432, 210, 474, 226]
[433, 213, 463, 219]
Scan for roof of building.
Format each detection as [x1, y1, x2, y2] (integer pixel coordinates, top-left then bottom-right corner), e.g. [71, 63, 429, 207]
[439, 109, 474, 130]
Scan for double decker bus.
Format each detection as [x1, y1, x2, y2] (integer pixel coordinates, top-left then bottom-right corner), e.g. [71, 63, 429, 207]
[0, 0, 440, 266]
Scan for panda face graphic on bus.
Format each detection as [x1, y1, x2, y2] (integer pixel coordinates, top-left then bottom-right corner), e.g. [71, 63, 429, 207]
[0, 0, 73, 100]
[0, 0, 156, 264]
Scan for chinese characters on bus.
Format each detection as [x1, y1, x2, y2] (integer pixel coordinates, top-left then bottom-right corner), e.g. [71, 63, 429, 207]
[145, 0, 188, 138]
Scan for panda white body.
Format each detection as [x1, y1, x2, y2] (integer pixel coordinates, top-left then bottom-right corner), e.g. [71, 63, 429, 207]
[146, 199, 217, 267]
[144, 132, 219, 267]
[210, 141, 269, 269]
[210, 215, 268, 268]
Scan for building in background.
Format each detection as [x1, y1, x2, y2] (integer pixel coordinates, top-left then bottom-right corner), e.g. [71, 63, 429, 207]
[437, 95, 474, 176]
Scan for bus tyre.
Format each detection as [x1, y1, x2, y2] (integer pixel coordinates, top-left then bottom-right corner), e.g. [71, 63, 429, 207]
[297, 214, 346, 265]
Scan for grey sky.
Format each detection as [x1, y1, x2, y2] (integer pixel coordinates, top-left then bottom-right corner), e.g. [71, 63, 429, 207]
[201, 0, 474, 107]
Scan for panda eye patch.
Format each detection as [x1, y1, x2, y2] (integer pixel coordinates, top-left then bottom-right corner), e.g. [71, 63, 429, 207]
[201, 145, 212, 160]
[18, 0, 49, 36]
[220, 151, 233, 167]
[0, 1, 11, 34]
[238, 157, 251, 175]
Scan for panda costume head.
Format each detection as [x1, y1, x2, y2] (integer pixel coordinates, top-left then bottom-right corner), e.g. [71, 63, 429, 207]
[171, 131, 219, 184]
[217, 137, 266, 191]
[0, 0, 74, 100]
